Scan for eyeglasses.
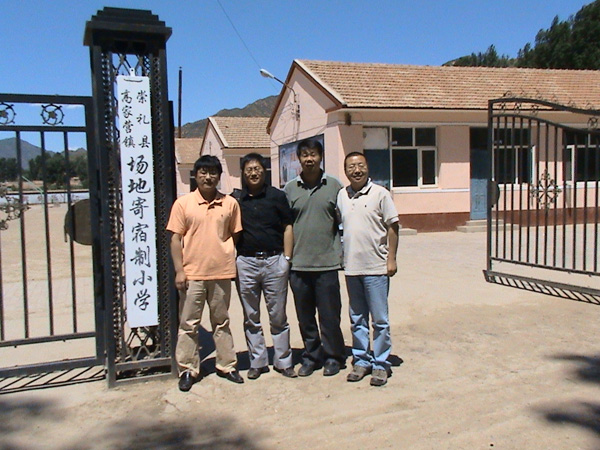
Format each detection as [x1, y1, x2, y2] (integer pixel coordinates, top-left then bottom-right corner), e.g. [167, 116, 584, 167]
[244, 166, 264, 174]
[346, 163, 367, 171]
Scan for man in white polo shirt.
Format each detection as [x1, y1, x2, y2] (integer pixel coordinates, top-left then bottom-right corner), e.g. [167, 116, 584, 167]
[337, 152, 399, 386]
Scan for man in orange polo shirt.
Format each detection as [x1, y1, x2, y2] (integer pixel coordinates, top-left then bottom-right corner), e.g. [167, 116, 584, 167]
[167, 155, 244, 391]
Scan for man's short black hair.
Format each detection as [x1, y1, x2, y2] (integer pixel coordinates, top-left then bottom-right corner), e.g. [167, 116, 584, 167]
[240, 152, 266, 172]
[194, 155, 222, 175]
[344, 151, 367, 166]
[296, 138, 323, 158]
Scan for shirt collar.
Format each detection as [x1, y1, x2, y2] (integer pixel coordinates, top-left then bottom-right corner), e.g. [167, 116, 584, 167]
[241, 184, 267, 199]
[297, 170, 327, 188]
[346, 178, 373, 198]
[194, 189, 224, 205]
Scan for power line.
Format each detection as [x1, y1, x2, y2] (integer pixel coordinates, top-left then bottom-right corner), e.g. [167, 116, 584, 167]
[215, 0, 263, 70]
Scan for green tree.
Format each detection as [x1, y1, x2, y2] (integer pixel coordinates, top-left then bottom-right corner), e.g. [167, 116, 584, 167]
[449, 45, 515, 67]
[0, 158, 19, 182]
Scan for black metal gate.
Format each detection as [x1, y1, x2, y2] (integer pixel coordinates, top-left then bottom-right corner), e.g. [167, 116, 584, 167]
[0, 94, 105, 388]
[484, 97, 600, 303]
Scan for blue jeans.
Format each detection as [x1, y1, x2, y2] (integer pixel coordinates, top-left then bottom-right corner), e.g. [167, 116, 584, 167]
[345, 275, 391, 371]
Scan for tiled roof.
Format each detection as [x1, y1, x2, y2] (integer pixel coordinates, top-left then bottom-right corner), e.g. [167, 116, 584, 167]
[175, 138, 202, 164]
[296, 59, 600, 110]
[210, 116, 270, 148]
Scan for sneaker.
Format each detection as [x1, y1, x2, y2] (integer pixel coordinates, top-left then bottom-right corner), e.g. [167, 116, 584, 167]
[370, 368, 388, 386]
[347, 365, 371, 382]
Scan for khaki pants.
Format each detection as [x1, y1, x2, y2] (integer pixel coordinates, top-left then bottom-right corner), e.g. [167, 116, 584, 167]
[176, 279, 237, 376]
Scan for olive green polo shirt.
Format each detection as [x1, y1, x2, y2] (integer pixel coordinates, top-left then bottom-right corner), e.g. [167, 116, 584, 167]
[284, 172, 343, 271]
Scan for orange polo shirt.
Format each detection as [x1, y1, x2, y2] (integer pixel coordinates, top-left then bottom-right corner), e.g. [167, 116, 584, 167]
[166, 190, 242, 280]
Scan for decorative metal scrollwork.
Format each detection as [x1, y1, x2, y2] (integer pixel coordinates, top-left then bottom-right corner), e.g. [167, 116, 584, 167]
[588, 117, 599, 130]
[0, 185, 29, 230]
[530, 170, 562, 210]
[40, 103, 64, 126]
[0, 102, 16, 125]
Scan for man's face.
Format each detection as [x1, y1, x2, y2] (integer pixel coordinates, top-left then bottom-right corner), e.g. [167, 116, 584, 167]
[243, 160, 266, 190]
[299, 147, 322, 173]
[345, 154, 369, 190]
[195, 167, 220, 194]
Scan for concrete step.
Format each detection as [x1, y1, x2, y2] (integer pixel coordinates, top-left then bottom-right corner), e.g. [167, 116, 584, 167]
[457, 219, 487, 233]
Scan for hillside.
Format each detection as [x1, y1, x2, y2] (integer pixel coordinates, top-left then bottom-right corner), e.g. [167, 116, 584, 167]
[0, 137, 47, 169]
[180, 95, 277, 138]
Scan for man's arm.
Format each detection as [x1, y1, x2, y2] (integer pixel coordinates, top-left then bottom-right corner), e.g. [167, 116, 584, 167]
[387, 222, 399, 277]
[283, 224, 293, 259]
[170, 233, 188, 291]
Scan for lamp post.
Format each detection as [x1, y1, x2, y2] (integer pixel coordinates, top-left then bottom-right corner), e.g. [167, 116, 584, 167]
[260, 69, 300, 120]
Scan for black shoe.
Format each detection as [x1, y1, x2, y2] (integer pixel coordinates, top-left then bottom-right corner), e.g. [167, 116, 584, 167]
[218, 370, 244, 384]
[178, 371, 196, 392]
[323, 360, 341, 376]
[247, 366, 269, 380]
[274, 366, 298, 378]
[298, 361, 317, 377]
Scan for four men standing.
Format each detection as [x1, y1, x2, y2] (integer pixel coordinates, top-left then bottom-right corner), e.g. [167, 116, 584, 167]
[167, 143, 399, 390]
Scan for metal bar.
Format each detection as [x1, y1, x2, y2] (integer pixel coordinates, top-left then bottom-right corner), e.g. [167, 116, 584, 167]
[15, 132, 29, 338]
[534, 122, 541, 265]
[114, 357, 172, 372]
[543, 123, 549, 266]
[494, 115, 501, 260]
[0, 356, 101, 379]
[509, 116, 516, 261]
[0, 224, 3, 341]
[502, 116, 508, 259]
[0, 126, 87, 133]
[62, 132, 78, 333]
[484, 269, 600, 301]
[552, 125, 559, 267]
[488, 255, 599, 276]
[39, 132, 55, 336]
[562, 135, 568, 269]
[0, 93, 92, 104]
[0, 331, 96, 348]
[595, 132, 600, 273]
[582, 132, 590, 271]
[572, 133, 579, 270]
[486, 102, 494, 273]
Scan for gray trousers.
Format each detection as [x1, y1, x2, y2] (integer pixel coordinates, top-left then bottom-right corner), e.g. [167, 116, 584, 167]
[236, 254, 292, 369]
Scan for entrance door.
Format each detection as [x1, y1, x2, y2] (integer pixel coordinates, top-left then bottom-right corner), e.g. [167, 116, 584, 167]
[470, 128, 488, 220]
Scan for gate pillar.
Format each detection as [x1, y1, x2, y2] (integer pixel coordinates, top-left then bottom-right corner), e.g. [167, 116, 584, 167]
[84, 7, 178, 385]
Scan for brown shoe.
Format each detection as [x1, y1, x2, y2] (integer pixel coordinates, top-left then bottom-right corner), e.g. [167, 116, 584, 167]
[370, 369, 388, 387]
[274, 366, 298, 378]
[347, 365, 371, 382]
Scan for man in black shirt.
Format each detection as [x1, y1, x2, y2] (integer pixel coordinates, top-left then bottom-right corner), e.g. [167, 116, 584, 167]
[234, 153, 297, 379]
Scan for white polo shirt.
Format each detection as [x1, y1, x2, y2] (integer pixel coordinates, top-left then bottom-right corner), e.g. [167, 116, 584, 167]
[336, 179, 399, 276]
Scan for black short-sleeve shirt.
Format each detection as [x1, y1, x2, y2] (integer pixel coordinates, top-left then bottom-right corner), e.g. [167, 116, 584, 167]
[236, 185, 293, 255]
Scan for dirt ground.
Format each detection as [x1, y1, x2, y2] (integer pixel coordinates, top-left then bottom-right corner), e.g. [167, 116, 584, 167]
[2, 222, 600, 449]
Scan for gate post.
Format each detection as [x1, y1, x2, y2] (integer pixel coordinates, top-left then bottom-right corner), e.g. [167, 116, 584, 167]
[84, 7, 178, 385]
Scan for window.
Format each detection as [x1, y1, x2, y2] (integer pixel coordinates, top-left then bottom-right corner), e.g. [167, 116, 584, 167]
[362, 127, 437, 188]
[391, 127, 437, 187]
[493, 128, 532, 184]
[564, 130, 600, 182]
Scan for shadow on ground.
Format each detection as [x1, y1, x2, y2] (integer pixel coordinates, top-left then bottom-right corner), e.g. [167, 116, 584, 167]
[536, 353, 600, 439]
[65, 416, 263, 450]
[0, 397, 59, 449]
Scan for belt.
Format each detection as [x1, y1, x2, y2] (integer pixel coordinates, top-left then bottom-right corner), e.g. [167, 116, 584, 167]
[239, 250, 281, 259]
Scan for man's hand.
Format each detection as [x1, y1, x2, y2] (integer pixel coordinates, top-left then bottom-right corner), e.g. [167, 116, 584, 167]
[175, 271, 188, 291]
[387, 259, 397, 277]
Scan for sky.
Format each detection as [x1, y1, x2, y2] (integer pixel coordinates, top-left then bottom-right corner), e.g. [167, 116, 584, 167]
[0, 0, 593, 127]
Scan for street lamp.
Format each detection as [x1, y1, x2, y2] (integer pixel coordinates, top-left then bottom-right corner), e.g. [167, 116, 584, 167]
[260, 69, 300, 120]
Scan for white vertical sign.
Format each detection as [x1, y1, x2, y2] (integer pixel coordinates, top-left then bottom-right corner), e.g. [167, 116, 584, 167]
[117, 75, 159, 327]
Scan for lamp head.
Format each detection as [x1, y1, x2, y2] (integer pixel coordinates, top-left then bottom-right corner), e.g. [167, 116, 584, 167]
[259, 69, 275, 79]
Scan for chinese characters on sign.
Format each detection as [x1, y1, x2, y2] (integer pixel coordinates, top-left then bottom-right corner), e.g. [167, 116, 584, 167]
[117, 75, 159, 327]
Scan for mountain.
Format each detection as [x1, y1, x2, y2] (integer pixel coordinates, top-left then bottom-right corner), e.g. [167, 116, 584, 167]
[180, 95, 278, 138]
[0, 137, 48, 169]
